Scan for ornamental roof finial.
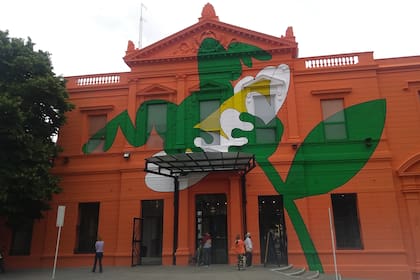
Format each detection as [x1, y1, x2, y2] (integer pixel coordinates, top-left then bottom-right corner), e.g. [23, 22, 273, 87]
[199, 3, 219, 22]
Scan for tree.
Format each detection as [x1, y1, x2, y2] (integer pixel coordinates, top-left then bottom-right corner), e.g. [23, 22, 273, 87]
[0, 30, 74, 227]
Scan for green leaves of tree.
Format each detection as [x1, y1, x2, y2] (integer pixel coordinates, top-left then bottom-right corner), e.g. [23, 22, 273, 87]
[0, 30, 74, 227]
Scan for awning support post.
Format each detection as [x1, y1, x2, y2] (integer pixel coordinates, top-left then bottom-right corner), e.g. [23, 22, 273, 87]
[173, 177, 179, 265]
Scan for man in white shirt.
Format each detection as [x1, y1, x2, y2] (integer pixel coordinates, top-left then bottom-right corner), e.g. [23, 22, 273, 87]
[92, 236, 104, 273]
[244, 232, 253, 267]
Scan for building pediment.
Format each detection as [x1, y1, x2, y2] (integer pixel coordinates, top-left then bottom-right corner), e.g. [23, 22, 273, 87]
[124, 3, 297, 68]
[398, 153, 420, 176]
[138, 84, 176, 95]
[188, 80, 231, 94]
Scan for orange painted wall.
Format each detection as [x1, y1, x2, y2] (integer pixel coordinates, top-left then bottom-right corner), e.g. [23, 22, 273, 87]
[1, 5, 420, 280]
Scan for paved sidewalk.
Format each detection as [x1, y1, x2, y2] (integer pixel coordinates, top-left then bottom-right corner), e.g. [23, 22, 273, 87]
[0, 264, 373, 280]
[0, 265, 299, 280]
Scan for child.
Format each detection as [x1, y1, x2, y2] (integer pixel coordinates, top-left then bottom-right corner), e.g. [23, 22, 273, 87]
[202, 233, 212, 266]
[234, 234, 246, 270]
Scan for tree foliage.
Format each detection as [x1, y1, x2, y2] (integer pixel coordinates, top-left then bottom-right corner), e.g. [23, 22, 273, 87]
[0, 30, 74, 227]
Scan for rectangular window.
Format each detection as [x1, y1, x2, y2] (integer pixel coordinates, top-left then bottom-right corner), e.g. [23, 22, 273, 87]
[331, 193, 363, 249]
[255, 123, 276, 144]
[9, 220, 34, 256]
[146, 103, 167, 149]
[87, 115, 107, 153]
[321, 99, 347, 140]
[254, 94, 276, 121]
[254, 95, 277, 144]
[76, 202, 99, 253]
[199, 100, 221, 145]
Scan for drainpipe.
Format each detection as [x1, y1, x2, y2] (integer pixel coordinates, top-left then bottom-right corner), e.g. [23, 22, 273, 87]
[241, 174, 247, 234]
[173, 177, 179, 265]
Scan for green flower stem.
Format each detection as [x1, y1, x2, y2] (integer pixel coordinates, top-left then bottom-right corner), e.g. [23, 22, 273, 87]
[258, 159, 324, 272]
[283, 198, 324, 272]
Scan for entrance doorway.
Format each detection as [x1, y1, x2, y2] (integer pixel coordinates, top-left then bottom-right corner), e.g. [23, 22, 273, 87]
[141, 200, 163, 265]
[258, 195, 288, 266]
[195, 194, 228, 264]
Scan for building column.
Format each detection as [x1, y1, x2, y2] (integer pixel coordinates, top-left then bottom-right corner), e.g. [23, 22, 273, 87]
[126, 79, 139, 151]
[175, 183, 190, 265]
[228, 174, 243, 264]
[175, 75, 186, 147]
[286, 73, 300, 141]
[127, 78, 139, 119]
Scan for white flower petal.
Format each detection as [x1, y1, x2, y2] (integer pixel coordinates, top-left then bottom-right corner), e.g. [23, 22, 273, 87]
[145, 151, 209, 192]
[243, 64, 290, 123]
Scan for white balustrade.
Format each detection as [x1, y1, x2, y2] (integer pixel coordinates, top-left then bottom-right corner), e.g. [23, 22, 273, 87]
[76, 75, 120, 86]
[305, 55, 359, 69]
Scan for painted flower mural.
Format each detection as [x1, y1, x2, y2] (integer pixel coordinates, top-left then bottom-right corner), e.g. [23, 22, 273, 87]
[145, 64, 290, 192]
[194, 64, 290, 152]
[83, 37, 386, 272]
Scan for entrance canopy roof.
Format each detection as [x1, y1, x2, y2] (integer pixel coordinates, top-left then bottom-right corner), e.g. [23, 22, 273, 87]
[144, 152, 256, 178]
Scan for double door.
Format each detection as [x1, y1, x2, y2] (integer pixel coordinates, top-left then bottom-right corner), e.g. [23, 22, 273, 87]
[195, 194, 228, 264]
[140, 200, 163, 265]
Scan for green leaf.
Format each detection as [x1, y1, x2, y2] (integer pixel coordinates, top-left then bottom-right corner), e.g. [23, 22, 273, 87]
[284, 99, 386, 199]
[230, 114, 284, 161]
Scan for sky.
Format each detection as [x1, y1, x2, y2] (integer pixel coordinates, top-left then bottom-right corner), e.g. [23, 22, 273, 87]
[1, 0, 419, 77]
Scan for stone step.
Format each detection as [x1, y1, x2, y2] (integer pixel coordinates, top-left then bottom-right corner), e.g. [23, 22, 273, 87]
[270, 265, 373, 280]
[270, 264, 309, 278]
[284, 267, 306, 276]
[300, 270, 321, 279]
[269, 264, 294, 272]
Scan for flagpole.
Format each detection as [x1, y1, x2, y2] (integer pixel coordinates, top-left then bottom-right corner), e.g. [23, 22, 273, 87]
[139, 3, 147, 48]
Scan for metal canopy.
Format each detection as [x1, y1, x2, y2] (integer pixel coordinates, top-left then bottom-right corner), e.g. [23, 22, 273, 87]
[144, 151, 255, 265]
[144, 152, 256, 178]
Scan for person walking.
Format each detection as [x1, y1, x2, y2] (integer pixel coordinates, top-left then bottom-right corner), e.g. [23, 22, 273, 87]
[92, 236, 104, 273]
[244, 232, 253, 267]
[201, 233, 212, 267]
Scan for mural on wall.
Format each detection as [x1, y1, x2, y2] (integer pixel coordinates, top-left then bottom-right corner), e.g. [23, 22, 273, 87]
[83, 37, 386, 272]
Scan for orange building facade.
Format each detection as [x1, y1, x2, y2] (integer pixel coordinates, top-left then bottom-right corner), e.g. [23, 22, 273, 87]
[2, 4, 420, 280]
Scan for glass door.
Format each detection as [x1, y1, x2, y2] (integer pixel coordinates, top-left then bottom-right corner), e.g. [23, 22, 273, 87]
[258, 195, 288, 266]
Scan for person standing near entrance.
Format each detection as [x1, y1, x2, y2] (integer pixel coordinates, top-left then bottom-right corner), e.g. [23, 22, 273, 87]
[202, 233, 212, 267]
[92, 236, 104, 273]
[244, 232, 253, 267]
[234, 234, 246, 270]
